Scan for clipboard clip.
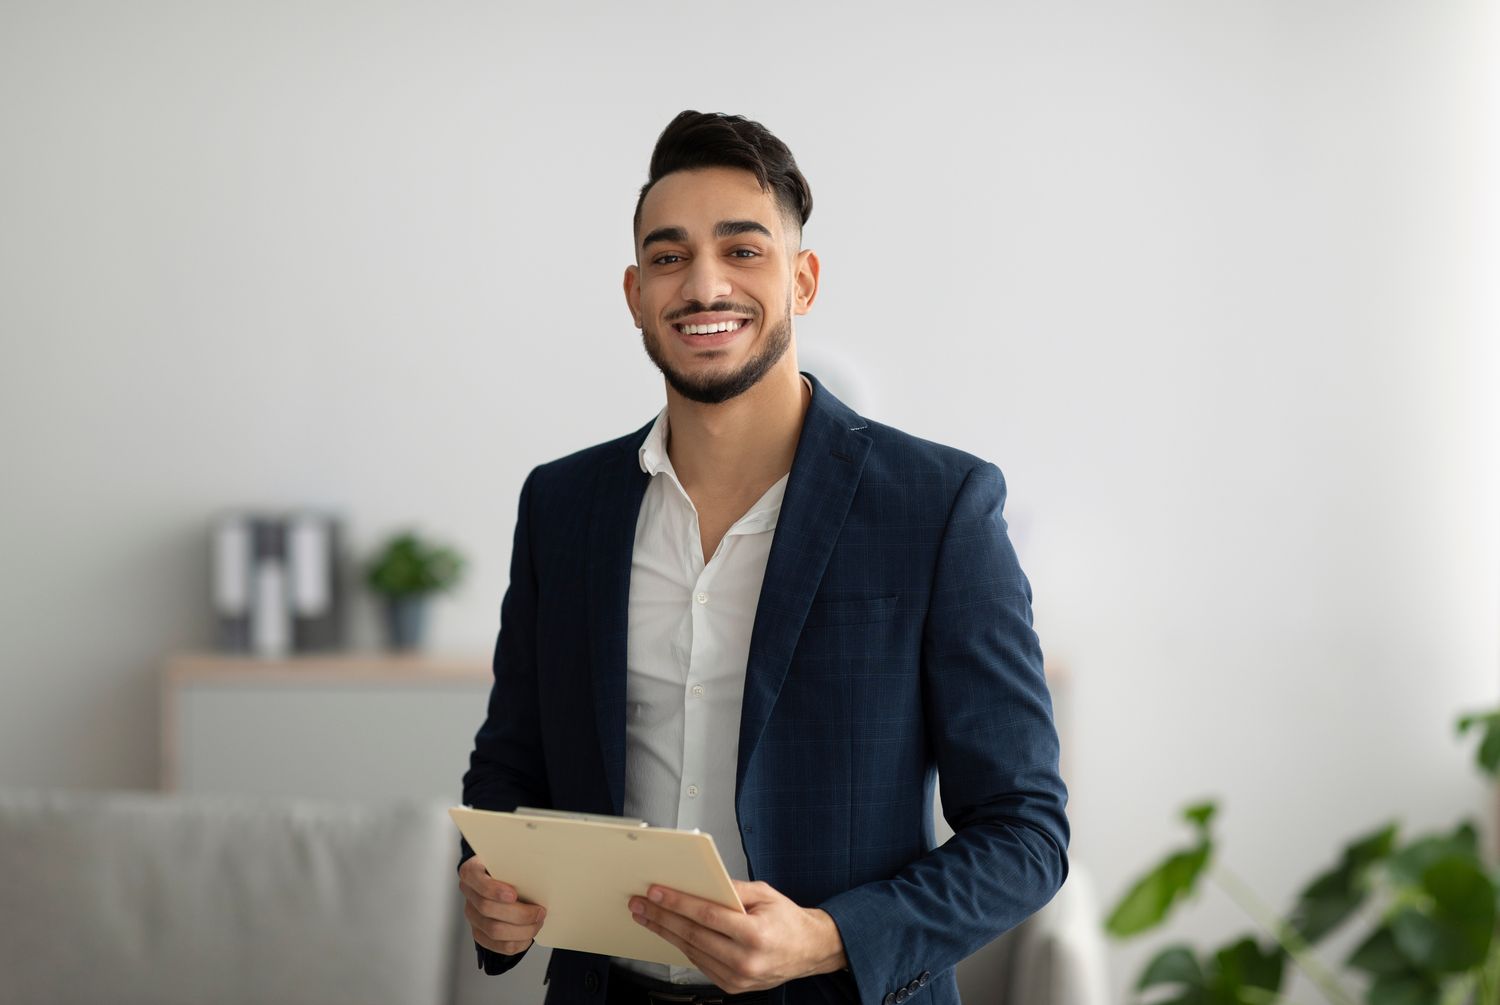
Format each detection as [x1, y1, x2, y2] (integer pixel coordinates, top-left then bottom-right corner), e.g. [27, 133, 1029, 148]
[514, 807, 650, 828]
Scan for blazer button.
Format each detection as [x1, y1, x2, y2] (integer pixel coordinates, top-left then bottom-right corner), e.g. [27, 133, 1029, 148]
[883, 994, 896, 1005]
[895, 990, 909, 1003]
[907, 980, 921, 993]
[919, 972, 931, 986]
[584, 970, 600, 994]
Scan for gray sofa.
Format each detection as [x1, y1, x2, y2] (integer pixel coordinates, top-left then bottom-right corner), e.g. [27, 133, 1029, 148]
[0, 788, 1104, 1005]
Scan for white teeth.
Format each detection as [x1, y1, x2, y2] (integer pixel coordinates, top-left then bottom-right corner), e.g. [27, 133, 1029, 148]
[680, 319, 747, 335]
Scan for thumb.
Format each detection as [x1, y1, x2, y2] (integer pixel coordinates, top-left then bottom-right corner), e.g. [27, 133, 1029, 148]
[731, 879, 782, 907]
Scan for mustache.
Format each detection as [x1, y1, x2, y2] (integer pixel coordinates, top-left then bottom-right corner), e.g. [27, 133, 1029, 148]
[666, 302, 758, 323]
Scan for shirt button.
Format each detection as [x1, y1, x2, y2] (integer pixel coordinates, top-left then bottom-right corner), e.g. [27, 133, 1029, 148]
[686, 785, 699, 798]
[691, 684, 705, 698]
[695, 592, 709, 604]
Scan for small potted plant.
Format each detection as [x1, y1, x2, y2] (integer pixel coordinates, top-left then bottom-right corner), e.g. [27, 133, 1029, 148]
[364, 530, 466, 651]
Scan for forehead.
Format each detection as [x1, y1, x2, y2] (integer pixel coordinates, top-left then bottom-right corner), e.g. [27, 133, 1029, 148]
[637, 166, 785, 245]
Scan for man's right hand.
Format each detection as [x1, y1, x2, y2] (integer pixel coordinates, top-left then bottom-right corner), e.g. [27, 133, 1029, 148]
[459, 856, 547, 956]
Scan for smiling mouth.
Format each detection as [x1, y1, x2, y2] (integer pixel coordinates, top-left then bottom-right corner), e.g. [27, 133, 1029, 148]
[673, 319, 750, 336]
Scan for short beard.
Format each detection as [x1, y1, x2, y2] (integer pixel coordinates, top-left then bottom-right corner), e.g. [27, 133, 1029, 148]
[640, 309, 793, 405]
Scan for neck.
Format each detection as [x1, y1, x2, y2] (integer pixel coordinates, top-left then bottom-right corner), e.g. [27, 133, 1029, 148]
[663, 361, 811, 498]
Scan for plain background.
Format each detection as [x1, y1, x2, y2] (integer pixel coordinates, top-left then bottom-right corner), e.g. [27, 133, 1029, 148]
[2, 2, 1496, 1000]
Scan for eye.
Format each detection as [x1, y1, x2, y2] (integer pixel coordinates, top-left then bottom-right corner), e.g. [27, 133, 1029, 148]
[731, 249, 760, 259]
[652, 253, 684, 266]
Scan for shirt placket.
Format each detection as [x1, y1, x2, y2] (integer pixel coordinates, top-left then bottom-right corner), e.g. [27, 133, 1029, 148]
[676, 496, 717, 840]
[665, 478, 717, 985]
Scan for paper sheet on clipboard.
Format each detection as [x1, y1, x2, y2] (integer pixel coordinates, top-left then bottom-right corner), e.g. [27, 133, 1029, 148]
[450, 806, 745, 967]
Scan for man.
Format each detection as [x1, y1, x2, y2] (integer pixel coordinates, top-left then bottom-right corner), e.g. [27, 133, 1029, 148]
[459, 109, 1068, 1005]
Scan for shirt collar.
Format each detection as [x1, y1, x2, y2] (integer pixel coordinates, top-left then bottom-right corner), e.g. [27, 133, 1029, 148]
[637, 375, 812, 480]
[636, 379, 808, 536]
[638, 407, 671, 478]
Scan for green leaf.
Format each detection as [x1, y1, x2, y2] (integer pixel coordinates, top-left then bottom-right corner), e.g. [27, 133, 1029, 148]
[1457, 708, 1500, 776]
[1389, 873, 1492, 976]
[1209, 937, 1284, 995]
[1288, 821, 1398, 943]
[365, 531, 466, 596]
[1426, 854, 1496, 924]
[1183, 801, 1217, 832]
[1387, 822, 1480, 888]
[1291, 873, 1366, 945]
[1480, 727, 1500, 776]
[1345, 821, 1402, 869]
[1367, 972, 1443, 1005]
[1455, 710, 1496, 731]
[1106, 844, 1211, 937]
[1346, 925, 1412, 977]
[1393, 854, 1495, 972]
[1139, 945, 1206, 990]
[1223, 990, 1280, 1005]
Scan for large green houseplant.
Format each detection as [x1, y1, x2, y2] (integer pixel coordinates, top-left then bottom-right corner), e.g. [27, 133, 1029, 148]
[1105, 709, 1500, 1004]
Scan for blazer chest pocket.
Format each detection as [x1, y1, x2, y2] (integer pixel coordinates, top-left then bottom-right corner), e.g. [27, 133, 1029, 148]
[802, 593, 898, 628]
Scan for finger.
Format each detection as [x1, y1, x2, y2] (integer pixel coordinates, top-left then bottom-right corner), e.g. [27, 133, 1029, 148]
[459, 861, 520, 903]
[729, 880, 779, 907]
[466, 899, 546, 944]
[460, 878, 519, 908]
[645, 885, 751, 938]
[456, 868, 544, 924]
[459, 858, 521, 903]
[631, 896, 745, 968]
[465, 899, 544, 938]
[630, 907, 741, 990]
[465, 893, 547, 927]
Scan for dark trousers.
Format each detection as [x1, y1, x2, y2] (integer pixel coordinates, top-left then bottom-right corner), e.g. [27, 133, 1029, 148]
[605, 963, 775, 1005]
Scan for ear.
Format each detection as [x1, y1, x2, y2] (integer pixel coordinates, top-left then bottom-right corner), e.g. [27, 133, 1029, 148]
[792, 249, 820, 316]
[623, 264, 642, 328]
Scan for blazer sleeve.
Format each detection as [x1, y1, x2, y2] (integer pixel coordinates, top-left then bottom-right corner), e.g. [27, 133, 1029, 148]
[818, 461, 1070, 1005]
[459, 465, 553, 977]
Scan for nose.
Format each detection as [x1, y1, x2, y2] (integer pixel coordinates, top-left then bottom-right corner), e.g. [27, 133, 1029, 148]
[679, 252, 733, 307]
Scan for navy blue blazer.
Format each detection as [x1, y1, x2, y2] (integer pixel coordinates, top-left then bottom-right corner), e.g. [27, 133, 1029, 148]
[461, 371, 1069, 1005]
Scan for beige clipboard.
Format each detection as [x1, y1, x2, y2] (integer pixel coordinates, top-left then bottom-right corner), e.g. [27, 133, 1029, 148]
[450, 806, 745, 967]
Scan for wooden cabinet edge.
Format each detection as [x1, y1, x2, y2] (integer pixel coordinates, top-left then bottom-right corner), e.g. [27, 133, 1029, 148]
[164, 651, 492, 685]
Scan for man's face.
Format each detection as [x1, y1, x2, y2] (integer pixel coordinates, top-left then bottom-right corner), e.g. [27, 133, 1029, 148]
[624, 166, 817, 405]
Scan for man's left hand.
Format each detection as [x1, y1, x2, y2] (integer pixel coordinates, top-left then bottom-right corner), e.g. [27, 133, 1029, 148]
[629, 880, 848, 993]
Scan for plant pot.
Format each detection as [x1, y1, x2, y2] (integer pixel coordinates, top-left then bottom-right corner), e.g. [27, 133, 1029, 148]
[382, 594, 427, 651]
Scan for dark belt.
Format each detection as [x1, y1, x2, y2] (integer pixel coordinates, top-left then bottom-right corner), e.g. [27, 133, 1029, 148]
[606, 963, 774, 1005]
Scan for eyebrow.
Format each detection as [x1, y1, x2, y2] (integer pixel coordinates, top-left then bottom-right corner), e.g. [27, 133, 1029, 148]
[641, 219, 774, 249]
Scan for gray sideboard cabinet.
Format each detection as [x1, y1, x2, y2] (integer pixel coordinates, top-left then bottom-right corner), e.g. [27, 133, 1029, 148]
[159, 651, 495, 802]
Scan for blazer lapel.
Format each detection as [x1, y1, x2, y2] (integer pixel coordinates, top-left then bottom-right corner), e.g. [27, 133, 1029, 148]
[585, 374, 872, 816]
[586, 421, 653, 816]
[736, 372, 872, 795]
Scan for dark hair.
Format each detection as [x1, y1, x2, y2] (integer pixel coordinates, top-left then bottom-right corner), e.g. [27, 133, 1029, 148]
[633, 110, 813, 247]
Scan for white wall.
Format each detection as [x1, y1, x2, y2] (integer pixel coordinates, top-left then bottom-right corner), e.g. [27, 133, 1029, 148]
[2, 2, 1495, 1000]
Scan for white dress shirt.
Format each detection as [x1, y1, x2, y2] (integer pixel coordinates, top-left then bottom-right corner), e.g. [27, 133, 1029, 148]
[612, 380, 808, 985]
